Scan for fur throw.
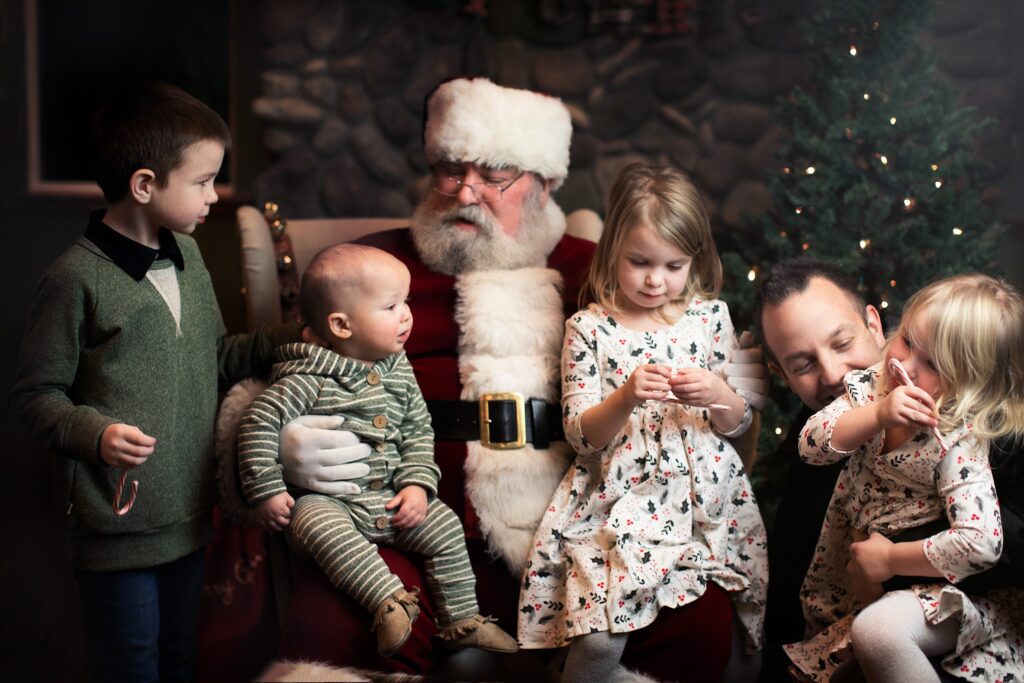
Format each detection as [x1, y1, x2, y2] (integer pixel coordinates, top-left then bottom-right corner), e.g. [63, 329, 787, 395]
[456, 267, 573, 575]
[214, 378, 267, 526]
[255, 660, 422, 682]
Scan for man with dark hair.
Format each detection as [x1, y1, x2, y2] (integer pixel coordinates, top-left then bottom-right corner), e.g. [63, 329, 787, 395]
[756, 256, 1022, 680]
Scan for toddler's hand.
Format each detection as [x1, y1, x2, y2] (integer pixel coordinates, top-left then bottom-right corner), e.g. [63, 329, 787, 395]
[99, 423, 156, 469]
[386, 485, 428, 529]
[669, 368, 730, 408]
[877, 385, 938, 430]
[257, 491, 294, 533]
[623, 364, 672, 406]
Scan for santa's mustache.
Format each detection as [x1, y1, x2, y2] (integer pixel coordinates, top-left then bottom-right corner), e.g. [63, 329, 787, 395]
[438, 205, 495, 234]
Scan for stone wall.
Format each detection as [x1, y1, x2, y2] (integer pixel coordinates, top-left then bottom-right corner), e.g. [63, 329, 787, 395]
[251, 0, 1023, 234]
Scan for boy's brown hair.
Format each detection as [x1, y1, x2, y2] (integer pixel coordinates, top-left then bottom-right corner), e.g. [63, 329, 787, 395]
[92, 82, 231, 203]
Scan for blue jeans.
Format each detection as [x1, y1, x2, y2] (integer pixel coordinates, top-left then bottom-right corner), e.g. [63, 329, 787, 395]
[76, 547, 205, 683]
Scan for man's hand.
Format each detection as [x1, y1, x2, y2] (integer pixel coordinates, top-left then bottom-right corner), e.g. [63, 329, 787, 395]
[723, 331, 768, 411]
[257, 491, 294, 533]
[847, 531, 892, 604]
[386, 485, 428, 529]
[279, 415, 371, 495]
[100, 423, 156, 469]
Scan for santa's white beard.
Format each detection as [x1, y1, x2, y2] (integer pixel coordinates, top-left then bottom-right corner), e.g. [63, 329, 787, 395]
[410, 187, 565, 275]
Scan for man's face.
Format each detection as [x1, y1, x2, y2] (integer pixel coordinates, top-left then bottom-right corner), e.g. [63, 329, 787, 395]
[761, 277, 886, 409]
[410, 162, 561, 275]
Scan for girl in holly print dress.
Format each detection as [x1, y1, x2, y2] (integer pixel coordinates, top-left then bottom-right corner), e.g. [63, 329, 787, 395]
[517, 164, 768, 682]
[785, 273, 1024, 683]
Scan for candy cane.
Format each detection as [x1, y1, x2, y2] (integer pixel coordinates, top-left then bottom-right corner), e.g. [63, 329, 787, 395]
[113, 470, 139, 516]
[887, 358, 948, 451]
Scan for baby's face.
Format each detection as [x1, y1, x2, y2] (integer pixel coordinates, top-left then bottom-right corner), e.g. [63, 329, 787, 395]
[336, 258, 413, 364]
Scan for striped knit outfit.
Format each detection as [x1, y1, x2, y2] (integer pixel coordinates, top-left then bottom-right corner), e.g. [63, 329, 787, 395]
[237, 343, 478, 624]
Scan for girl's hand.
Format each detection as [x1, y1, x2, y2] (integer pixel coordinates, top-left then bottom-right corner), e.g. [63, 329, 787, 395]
[669, 368, 730, 408]
[257, 491, 294, 532]
[876, 385, 938, 430]
[386, 485, 428, 529]
[623, 364, 672, 406]
[99, 423, 156, 469]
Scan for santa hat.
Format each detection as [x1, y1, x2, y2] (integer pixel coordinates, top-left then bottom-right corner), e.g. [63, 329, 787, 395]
[423, 77, 572, 190]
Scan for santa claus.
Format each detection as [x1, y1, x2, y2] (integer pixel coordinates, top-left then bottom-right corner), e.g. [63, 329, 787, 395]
[272, 76, 766, 680]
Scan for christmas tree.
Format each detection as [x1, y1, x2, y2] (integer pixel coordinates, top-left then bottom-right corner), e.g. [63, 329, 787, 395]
[721, 0, 1004, 519]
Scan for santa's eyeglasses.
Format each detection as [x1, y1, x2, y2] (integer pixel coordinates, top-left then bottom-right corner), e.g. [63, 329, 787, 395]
[430, 165, 524, 203]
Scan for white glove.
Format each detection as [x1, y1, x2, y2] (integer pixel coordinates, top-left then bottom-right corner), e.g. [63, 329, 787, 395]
[724, 331, 768, 411]
[279, 414, 371, 495]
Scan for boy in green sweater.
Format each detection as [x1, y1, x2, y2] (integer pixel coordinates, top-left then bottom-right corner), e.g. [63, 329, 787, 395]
[10, 82, 300, 683]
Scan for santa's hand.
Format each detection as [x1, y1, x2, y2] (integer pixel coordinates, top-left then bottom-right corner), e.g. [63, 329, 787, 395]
[723, 331, 768, 411]
[280, 415, 371, 495]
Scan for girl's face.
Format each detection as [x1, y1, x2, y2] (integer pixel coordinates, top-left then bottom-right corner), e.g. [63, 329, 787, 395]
[885, 313, 943, 399]
[614, 223, 692, 315]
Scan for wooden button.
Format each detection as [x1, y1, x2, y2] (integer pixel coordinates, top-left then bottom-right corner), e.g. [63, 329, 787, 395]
[366, 371, 381, 386]
[369, 480, 384, 491]
[373, 415, 388, 429]
[375, 443, 387, 452]
[374, 515, 389, 529]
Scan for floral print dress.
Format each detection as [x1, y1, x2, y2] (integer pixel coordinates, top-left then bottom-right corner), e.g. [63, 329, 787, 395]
[785, 364, 1024, 682]
[517, 300, 768, 650]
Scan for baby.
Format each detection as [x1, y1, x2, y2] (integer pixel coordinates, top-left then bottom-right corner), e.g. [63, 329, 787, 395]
[237, 243, 517, 657]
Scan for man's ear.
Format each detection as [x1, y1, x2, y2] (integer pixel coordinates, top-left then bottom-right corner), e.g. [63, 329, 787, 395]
[327, 312, 352, 339]
[864, 304, 885, 349]
[129, 168, 157, 204]
[536, 176, 552, 208]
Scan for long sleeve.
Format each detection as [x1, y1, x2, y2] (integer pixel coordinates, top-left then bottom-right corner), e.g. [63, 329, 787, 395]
[704, 299, 752, 438]
[923, 437, 1003, 582]
[11, 262, 115, 464]
[237, 376, 319, 504]
[217, 322, 303, 390]
[561, 312, 603, 456]
[391, 354, 440, 495]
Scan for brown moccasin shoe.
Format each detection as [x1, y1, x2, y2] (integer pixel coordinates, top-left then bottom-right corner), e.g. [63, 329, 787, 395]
[438, 614, 518, 653]
[372, 586, 420, 657]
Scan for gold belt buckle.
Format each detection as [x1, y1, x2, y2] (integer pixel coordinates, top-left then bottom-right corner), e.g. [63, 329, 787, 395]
[479, 392, 526, 449]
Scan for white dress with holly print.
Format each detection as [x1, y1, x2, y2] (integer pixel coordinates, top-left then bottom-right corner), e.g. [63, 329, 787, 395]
[784, 364, 1024, 682]
[517, 300, 768, 650]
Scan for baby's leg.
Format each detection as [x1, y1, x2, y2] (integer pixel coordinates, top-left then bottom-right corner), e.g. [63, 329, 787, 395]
[562, 630, 629, 683]
[849, 589, 958, 683]
[394, 498, 478, 626]
[289, 494, 402, 613]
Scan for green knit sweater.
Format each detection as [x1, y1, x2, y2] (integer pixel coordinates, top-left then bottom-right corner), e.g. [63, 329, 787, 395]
[11, 232, 300, 570]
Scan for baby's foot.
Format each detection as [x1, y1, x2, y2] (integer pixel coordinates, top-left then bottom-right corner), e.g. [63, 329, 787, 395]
[438, 614, 518, 653]
[372, 586, 420, 657]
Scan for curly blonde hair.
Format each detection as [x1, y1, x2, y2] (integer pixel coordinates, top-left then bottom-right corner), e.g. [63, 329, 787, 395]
[580, 164, 721, 321]
[888, 273, 1024, 443]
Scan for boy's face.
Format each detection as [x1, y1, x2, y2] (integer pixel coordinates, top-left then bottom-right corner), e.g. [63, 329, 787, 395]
[332, 258, 413, 364]
[148, 139, 224, 234]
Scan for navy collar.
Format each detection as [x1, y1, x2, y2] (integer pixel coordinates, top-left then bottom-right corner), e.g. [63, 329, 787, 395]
[83, 210, 185, 281]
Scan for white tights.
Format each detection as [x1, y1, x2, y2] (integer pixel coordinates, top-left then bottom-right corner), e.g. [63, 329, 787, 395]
[833, 590, 960, 683]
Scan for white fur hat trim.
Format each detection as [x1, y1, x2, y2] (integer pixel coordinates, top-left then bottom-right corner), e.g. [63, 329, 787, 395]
[424, 77, 572, 189]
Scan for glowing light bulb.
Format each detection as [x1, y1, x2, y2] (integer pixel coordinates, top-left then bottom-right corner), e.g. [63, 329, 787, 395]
[931, 163, 939, 171]
[952, 227, 964, 236]
[934, 180, 943, 189]
[794, 207, 803, 215]
[805, 166, 816, 175]
[774, 427, 782, 435]
[880, 155, 888, 165]
[890, 117, 897, 125]
[890, 280, 896, 287]
[849, 45, 858, 56]
[859, 239, 871, 249]
[881, 300, 889, 309]
[801, 242, 810, 251]
[863, 93, 870, 100]
[747, 269, 756, 282]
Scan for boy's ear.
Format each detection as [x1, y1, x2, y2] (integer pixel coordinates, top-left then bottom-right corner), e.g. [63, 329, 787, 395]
[129, 168, 158, 203]
[327, 312, 352, 339]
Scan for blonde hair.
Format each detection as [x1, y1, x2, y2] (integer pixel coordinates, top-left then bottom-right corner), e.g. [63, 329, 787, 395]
[888, 273, 1024, 443]
[580, 164, 722, 320]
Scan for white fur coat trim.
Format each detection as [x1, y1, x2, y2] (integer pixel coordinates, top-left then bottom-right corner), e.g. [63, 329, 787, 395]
[214, 378, 268, 526]
[455, 267, 572, 575]
[424, 78, 572, 189]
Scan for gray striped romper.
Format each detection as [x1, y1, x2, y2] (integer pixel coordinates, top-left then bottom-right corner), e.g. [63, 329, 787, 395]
[238, 343, 478, 624]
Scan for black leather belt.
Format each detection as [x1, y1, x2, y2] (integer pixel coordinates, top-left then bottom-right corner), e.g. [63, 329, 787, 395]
[426, 393, 563, 450]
